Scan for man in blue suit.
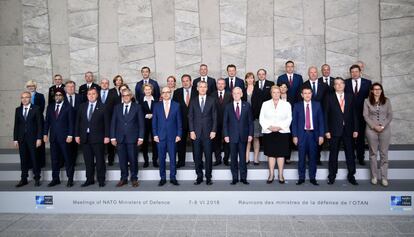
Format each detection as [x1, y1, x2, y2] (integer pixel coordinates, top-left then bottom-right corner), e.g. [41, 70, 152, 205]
[43, 88, 75, 187]
[277, 60, 304, 105]
[111, 89, 145, 188]
[152, 87, 182, 186]
[225, 64, 245, 92]
[345, 64, 372, 165]
[292, 87, 325, 186]
[188, 81, 217, 185]
[135, 66, 161, 102]
[223, 87, 253, 185]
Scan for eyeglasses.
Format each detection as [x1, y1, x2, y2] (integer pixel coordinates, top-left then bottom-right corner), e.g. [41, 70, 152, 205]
[162, 91, 171, 94]
[122, 94, 131, 97]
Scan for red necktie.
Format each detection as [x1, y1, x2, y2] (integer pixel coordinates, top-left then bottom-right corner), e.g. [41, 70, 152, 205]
[305, 103, 311, 130]
[55, 104, 60, 118]
[236, 102, 240, 120]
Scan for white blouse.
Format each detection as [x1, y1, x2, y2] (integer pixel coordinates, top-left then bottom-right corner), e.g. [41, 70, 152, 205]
[259, 99, 292, 134]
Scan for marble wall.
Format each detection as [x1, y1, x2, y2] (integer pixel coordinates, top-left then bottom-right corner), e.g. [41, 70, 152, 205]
[0, 0, 413, 147]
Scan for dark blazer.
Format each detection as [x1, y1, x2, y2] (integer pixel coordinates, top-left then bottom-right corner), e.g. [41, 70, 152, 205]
[318, 76, 335, 90]
[212, 90, 232, 126]
[345, 78, 372, 117]
[43, 101, 74, 143]
[277, 73, 303, 104]
[172, 87, 197, 131]
[324, 93, 359, 137]
[223, 101, 254, 143]
[135, 79, 160, 103]
[141, 98, 157, 128]
[79, 83, 101, 103]
[301, 80, 329, 108]
[251, 80, 274, 119]
[110, 103, 145, 144]
[31, 92, 45, 114]
[192, 76, 217, 95]
[48, 84, 65, 104]
[65, 93, 82, 115]
[13, 104, 43, 142]
[292, 101, 325, 139]
[75, 101, 110, 144]
[105, 87, 121, 116]
[152, 100, 182, 142]
[225, 77, 245, 92]
[188, 96, 217, 139]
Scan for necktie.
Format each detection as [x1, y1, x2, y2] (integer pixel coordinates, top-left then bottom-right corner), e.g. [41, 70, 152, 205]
[236, 102, 240, 120]
[289, 76, 293, 87]
[185, 89, 190, 106]
[260, 81, 263, 90]
[69, 95, 73, 107]
[325, 77, 329, 85]
[102, 91, 107, 103]
[230, 78, 234, 91]
[305, 103, 311, 130]
[88, 104, 94, 121]
[23, 107, 28, 120]
[31, 94, 35, 104]
[340, 94, 345, 113]
[124, 105, 128, 116]
[164, 102, 170, 118]
[354, 80, 358, 95]
[202, 77, 205, 82]
[219, 92, 223, 104]
[312, 82, 316, 97]
[87, 84, 90, 89]
[55, 104, 60, 118]
[200, 97, 205, 113]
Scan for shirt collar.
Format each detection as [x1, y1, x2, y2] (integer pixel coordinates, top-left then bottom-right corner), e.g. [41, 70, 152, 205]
[23, 104, 31, 109]
[124, 102, 131, 107]
[88, 101, 97, 106]
[144, 96, 154, 102]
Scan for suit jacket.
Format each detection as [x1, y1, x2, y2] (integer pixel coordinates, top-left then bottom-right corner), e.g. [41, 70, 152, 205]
[324, 92, 358, 137]
[188, 96, 217, 139]
[43, 101, 74, 143]
[301, 80, 329, 108]
[141, 98, 157, 128]
[135, 79, 160, 103]
[152, 100, 182, 142]
[172, 87, 197, 131]
[318, 76, 335, 91]
[277, 73, 303, 104]
[223, 101, 254, 143]
[225, 77, 245, 92]
[110, 103, 145, 144]
[212, 90, 232, 127]
[192, 76, 217, 96]
[75, 101, 110, 144]
[79, 83, 101, 103]
[65, 93, 82, 116]
[105, 87, 121, 116]
[292, 101, 325, 140]
[13, 104, 43, 142]
[31, 92, 45, 114]
[48, 84, 65, 104]
[251, 80, 274, 119]
[344, 78, 372, 117]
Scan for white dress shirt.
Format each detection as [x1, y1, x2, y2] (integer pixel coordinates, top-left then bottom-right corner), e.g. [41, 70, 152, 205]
[351, 78, 361, 92]
[259, 99, 292, 134]
[54, 102, 63, 114]
[323, 76, 330, 86]
[123, 102, 131, 115]
[144, 96, 154, 110]
[22, 104, 31, 116]
[303, 101, 314, 130]
[309, 79, 318, 94]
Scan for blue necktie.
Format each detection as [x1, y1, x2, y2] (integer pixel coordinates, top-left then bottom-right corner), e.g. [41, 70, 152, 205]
[200, 97, 205, 113]
[102, 91, 107, 103]
[88, 104, 94, 121]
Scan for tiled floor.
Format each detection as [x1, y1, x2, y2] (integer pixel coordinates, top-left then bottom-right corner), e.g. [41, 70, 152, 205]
[0, 214, 413, 237]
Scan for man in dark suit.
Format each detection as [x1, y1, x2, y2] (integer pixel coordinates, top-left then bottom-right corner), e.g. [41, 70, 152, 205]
[345, 64, 372, 165]
[152, 87, 182, 186]
[65, 80, 82, 165]
[75, 88, 110, 187]
[135, 66, 160, 103]
[318, 64, 335, 91]
[78, 71, 101, 103]
[292, 87, 325, 186]
[43, 88, 75, 187]
[13, 91, 43, 187]
[301, 66, 329, 165]
[25, 80, 46, 168]
[99, 78, 116, 166]
[277, 60, 304, 105]
[188, 81, 217, 185]
[48, 74, 65, 104]
[223, 87, 254, 185]
[325, 78, 359, 185]
[172, 74, 197, 168]
[110, 89, 144, 188]
[212, 78, 232, 166]
[192, 64, 217, 96]
[225, 64, 245, 92]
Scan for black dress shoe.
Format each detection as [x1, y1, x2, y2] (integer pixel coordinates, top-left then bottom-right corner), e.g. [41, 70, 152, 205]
[158, 179, 166, 186]
[358, 160, 366, 166]
[153, 161, 159, 168]
[66, 180, 74, 187]
[246, 160, 250, 165]
[47, 180, 61, 187]
[253, 162, 260, 166]
[206, 179, 213, 185]
[310, 179, 319, 186]
[348, 178, 359, 185]
[170, 179, 179, 186]
[278, 177, 285, 184]
[34, 180, 41, 187]
[143, 162, 149, 168]
[194, 179, 203, 185]
[296, 179, 305, 185]
[266, 176, 274, 184]
[241, 179, 249, 185]
[223, 160, 229, 166]
[15, 179, 28, 188]
[99, 182, 106, 187]
[327, 179, 335, 185]
[230, 180, 238, 185]
[317, 161, 323, 166]
[213, 160, 222, 166]
[81, 181, 95, 187]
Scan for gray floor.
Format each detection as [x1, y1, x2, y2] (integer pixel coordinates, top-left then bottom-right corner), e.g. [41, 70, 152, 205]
[0, 213, 413, 237]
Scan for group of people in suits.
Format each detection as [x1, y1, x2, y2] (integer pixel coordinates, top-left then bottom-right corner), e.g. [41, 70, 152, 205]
[13, 60, 393, 188]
